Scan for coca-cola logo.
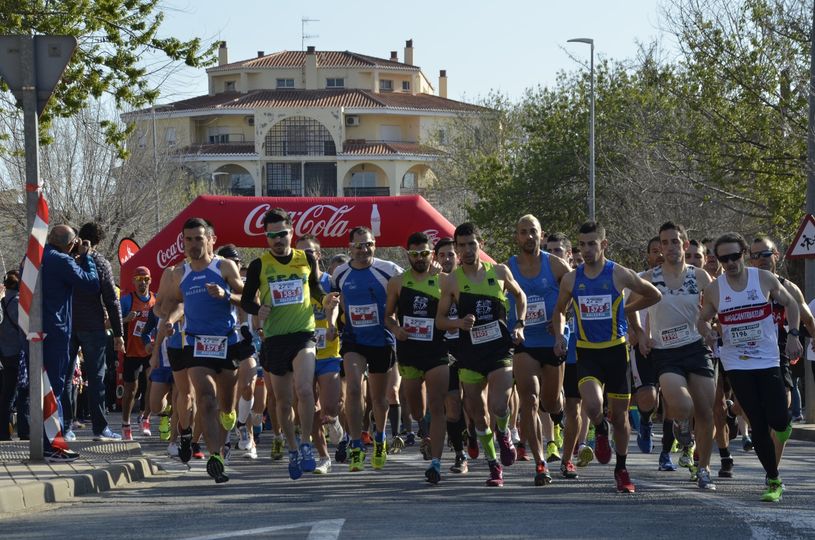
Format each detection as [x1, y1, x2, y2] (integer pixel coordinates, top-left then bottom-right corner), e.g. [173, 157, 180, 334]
[423, 229, 441, 245]
[157, 232, 185, 269]
[244, 204, 354, 238]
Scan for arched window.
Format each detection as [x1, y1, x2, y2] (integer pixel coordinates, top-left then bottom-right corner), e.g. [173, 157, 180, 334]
[264, 116, 336, 156]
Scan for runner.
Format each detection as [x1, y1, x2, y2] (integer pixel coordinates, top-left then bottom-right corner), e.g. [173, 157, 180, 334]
[385, 231, 450, 484]
[698, 232, 802, 502]
[241, 208, 325, 480]
[552, 221, 662, 493]
[436, 222, 527, 487]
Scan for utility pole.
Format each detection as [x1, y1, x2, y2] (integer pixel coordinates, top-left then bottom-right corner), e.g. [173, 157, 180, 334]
[804, 0, 815, 423]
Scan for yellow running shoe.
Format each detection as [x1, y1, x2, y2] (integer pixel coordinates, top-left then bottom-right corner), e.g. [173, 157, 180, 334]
[372, 440, 387, 469]
[349, 447, 365, 472]
[220, 410, 237, 431]
[554, 424, 564, 449]
[271, 436, 284, 460]
[577, 444, 594, 467]
[546, 441, 561, 463]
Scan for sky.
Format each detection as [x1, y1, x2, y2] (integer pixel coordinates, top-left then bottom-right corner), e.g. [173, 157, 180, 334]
[153, 0, 674, 104]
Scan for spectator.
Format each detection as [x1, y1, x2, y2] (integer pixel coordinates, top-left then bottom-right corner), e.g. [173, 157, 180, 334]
[0, 270, 25, 440]
[41, 224, 99, 461]
[68, 222, 124, 441]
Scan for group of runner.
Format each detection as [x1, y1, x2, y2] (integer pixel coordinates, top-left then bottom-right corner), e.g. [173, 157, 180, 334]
[129, 208, 805, 503]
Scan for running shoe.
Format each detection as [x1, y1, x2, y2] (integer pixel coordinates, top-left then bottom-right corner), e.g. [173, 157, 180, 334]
[553, 423, 564, 449]
[450, 454, 468, 474]
[658, 450, 677, 471]
[673, 419, 693, 447]
[167, 442, 179, 458]
[334, 435, 349, 463]
[243, 441, 258, 460]
[486, 461, 503, 487]
[510, 427, 521, 445]
[372, 440, 387, 469]
[594, 420, 611, 465]
[628, 408, 640, 432]
[587, 423, 596, 449]
[534, 462, 552, 486]
[178, 429, 192, 463]
[122, 424, 133, 441]
[615, 468, 635, 493]
[300, 442, 317, 472]
[742, 434, 753, 452]
[361, 431, 374, 446]
[637, 421, 654, 454]
[561, 460, 578, 479]
[64, 430, 77, 442]
[237, 425, 250, 450]
[206, 454, 229, 484]
[192, 442, 205, 460]
[467, 431, 479, 459]
[688, 464, 698, 482]
[697, 467, 716, 490]
[516, 442, 529, 461]
[405, 431, 417, 446]
[389, 434, 405, 454]
[678, 445, 695, 469]
[71, 420, 85, 430]
[349, 447, 365, 472]
[252, 424, 262, 445]
[44, 448, 79, 463]
[327, 418, 344, 446]
[314, 457, 332, 474]
[219, 410, 237, 432]
[546, 441, 561, 463]
[141, 417, 152, 437]
[425, 464, 441, 485]
[93, 427, 122, 442]
[271, 436, 285, 460]
[577, 444, 594, 467]
[761, 478, 783, 503]
[419, 437, 432, 461]
[718, 457, 734, 478]
[159, 415, 171, 441]
[288, 451, 302, 480]
[222, 442, 232, 465]
[496, 429, 517, 467]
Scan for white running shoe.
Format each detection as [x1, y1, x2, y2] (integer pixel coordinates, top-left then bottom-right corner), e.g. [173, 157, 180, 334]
[167, 442, 179, 458]
[327, 418, 344, 446]
[314, 456, 332, 474]
[243, 441, 258, 460]
[238, 425, 250, 450]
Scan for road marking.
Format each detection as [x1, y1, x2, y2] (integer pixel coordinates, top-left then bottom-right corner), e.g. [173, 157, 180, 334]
[181, 519, 345, 540]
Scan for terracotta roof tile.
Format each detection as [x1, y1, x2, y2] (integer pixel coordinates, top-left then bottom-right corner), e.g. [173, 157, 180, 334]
[341, 141, 442, 156]
[210, 50, 420, 71]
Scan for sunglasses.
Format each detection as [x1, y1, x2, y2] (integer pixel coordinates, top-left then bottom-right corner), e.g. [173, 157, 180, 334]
[717, 252, 743, 263]
[135, 276, 151, 282]
[685, 253, 703, 258]
[265, 230, 290, 239]
[352, 241, 375, 249]
[407, 249, 431, 258]
[750, 250, 774, 260]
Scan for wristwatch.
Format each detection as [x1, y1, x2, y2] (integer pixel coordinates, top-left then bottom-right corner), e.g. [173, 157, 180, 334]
[514, 319, 525, 328]
[788, 328, 800, 337]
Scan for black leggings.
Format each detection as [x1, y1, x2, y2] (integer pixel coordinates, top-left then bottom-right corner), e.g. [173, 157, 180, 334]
[726, 367, 789, 479]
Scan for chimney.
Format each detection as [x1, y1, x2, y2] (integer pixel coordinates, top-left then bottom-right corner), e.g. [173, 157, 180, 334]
[218, 41, 228, 66]
[257, 50, 265, 57]
[404, 39, 414, 65]
[390, 51, 398, 62]
[305, 46, 318, 89]
[439, 69, 447, 99]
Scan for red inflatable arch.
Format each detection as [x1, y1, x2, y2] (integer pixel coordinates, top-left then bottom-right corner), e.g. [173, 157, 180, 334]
[120, 195, 486, 291]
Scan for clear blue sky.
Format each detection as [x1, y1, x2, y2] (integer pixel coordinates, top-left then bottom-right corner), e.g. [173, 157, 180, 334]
[154, 0, 671, 103]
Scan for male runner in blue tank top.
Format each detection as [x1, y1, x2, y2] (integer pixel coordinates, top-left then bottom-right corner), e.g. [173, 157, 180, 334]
[161, 218, 252, 483]
[436, 222, 527, 487]
[552, 221, 661, 493]
[508, 215, 572, 486]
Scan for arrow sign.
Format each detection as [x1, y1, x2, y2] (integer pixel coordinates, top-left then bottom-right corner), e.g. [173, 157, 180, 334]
[786, 214, 815, 259]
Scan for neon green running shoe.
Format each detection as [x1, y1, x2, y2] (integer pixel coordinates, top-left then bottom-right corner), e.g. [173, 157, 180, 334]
[159, 414, 171, 441]
[349, 447, 365, 472]
[271, 436, 284, 460]
[761, 478, 783, 502]
[372, 440, 387, 469]
[220, 410, 237, 431]
[554, 424, 564, 449]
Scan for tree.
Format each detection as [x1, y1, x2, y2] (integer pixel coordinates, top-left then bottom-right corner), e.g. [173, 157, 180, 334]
[0, 0, 217, 154]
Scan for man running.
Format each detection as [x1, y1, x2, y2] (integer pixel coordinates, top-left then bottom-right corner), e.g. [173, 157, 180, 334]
[552, 221, 661, 493]
[698, 232, 801, 502]
[436, 222, 527, 487]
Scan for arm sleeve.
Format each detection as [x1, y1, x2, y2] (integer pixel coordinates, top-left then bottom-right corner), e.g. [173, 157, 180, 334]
[306, 251, 324, 302]
[240, 258, 262, 316]
[97, 255, 124, 337]
[67, 253, 100, 294]
[141, 310, 158, 345]
[120, 293, 132, 316]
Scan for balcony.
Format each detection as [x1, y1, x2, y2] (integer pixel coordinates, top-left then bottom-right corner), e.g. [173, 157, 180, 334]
[343, 187, 390, 196]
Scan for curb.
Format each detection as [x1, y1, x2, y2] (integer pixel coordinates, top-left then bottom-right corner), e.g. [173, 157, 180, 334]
[0, 458, 161, 514]
[791, 426, 815, 443]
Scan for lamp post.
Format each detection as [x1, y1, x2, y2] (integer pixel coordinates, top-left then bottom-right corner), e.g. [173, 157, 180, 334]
[567, 37, 595, 222]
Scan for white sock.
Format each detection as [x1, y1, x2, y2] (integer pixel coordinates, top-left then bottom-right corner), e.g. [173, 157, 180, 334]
[238, 397, 254, 424]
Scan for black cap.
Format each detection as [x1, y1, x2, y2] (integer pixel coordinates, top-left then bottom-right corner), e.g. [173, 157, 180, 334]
[217, 245, 241, 262]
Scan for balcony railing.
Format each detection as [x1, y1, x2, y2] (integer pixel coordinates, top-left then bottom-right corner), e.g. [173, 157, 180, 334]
[343, 187, 390, 197]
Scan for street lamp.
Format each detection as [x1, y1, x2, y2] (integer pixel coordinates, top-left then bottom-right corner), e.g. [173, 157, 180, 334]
[567, 37, 595, 222]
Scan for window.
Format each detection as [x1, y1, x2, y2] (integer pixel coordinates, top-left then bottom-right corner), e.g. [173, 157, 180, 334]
[230, 173, 255, 196]
[225, 80, 236, 92]
[276, 78, 295, 88]
[379, 79, 393, 92]
[266, 163, 302, 196]
[264, 116, 336, 156]
[326, 78, 344, 88]
[137, 131, 146, 148]
[438, 128, 447, 144]
[401, 172, 417, 190]
[165, 127, 177, 146]
[402, 80, 410, 91]
[345, 171, 389, 196]
[208, 128, 229, 144]
[350, 171, 377, 187]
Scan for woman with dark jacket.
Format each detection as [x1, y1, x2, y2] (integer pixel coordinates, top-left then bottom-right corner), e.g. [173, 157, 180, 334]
[0, 270, 25, 440]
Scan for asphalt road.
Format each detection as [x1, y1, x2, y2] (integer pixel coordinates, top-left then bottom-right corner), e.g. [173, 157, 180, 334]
[3, 434, 815, 539]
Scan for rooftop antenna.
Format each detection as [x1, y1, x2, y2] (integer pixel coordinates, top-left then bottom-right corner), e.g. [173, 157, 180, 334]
[302, 17, 319, 51]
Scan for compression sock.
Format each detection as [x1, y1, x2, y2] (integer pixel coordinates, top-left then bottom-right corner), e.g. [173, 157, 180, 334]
[477, 428, 498, 461]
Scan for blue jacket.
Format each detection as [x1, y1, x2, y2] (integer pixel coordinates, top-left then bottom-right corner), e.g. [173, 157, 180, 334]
[41, 245, 100, 338]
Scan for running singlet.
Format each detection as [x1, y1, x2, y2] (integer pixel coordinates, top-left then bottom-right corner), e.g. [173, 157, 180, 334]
[256, 249, 315, 337]
[566, 314, 578, 365]
[123, 292, 156, 357]
[508, 252, 568, 347]
[647, 265, 703, 350]
[717, 268, 778, 371]
[180, 259, 239, 356]
[396, 271, 446, 360]
[572, 260, 627, 349]
[454, 263, 512, 361]
[332, 258, 403, 347]
[312, 293, 340, 359]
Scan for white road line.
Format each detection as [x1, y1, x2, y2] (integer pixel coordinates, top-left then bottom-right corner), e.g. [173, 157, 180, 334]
[181, 519, 346, 540]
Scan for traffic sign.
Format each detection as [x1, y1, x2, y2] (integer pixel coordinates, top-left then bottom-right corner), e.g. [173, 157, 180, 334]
[786, 214, 815, 259]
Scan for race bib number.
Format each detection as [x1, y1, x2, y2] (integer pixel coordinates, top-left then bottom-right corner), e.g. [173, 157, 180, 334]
[349, 304, 379, 327]
[470, 320, 502, 345]
[728, 323, 762, 345]
[404, 316, 434, 342]
[315, 328, 327, 350]
[526, 300, 547, 326]
[659, 323, 692, 347]
[270, 279, 304, 307]
[132, 320, 146, 338]
[578, 295, 612, 320]
[194, 335, 228, 359]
